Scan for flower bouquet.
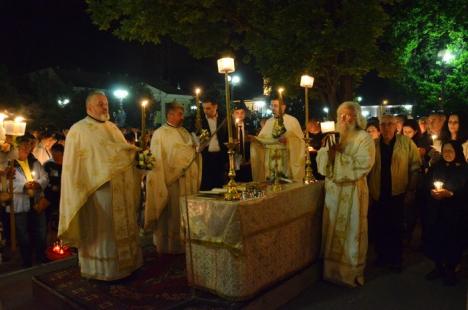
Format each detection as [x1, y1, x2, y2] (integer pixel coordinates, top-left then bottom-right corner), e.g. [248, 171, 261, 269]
[136, 149, 156, 170]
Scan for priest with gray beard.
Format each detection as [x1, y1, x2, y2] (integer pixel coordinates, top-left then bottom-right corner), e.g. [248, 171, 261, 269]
[316, 101, 375, 287]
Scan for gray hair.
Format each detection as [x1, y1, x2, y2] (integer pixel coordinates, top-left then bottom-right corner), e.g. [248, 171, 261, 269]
[85, 90, 106, 109]
[166, 101, 185, 117]
[337, 101, 366, 130]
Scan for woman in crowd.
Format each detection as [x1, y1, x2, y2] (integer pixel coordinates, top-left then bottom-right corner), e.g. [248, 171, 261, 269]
[366, 121, 380, 140]
[423, 140, 468, 285]
[441, 112, 468, 161]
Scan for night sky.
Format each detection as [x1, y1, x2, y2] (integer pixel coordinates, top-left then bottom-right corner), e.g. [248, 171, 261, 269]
[1, 0, 399, 105]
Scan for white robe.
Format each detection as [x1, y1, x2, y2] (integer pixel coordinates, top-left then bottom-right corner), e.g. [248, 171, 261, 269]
[251, 114, 305, 182]
[58, 117, 142, 281]
[145, 124, 200, 254]
[316, 130, 375, 287]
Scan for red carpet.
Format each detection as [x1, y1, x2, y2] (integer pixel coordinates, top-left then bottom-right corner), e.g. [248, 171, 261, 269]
[33, 250, 242, 309]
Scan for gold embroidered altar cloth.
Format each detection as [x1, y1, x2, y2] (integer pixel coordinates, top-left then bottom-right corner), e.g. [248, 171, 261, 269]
[181, 182, 324, 300]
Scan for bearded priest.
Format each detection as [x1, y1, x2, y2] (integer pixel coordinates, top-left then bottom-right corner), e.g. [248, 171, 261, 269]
[145, 102, 201, 254]
[58, 90, 143, 281]
[250, 98, 305, 182]
[316, 101, 375, 287]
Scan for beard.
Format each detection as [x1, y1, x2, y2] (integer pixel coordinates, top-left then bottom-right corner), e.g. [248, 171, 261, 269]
[97, 113, 110, 122]
[337, 120, 356, 143]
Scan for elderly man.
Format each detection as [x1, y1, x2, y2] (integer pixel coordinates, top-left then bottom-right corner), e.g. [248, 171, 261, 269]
[146, 102, 200, 254]
[251, 98, 305, 182]
[368, 114, 421, 272]
[58, 90, 142, 281]
[316, 101, 375, 287]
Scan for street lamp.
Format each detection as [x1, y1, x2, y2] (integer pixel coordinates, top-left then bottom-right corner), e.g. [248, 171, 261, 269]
[323, 106, 329, 118]
[57, 98, 70, 108]
[437, 48, 455, 108]
[229, 74, 241, 103]
[113, 88, 129, 127]
[438, 49, 455, 64]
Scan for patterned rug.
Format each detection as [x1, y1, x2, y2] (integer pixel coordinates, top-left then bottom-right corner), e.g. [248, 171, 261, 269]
[33, 250, 242, 309]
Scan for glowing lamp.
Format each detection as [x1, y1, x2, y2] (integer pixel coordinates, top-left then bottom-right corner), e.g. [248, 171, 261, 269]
[300, 75, 314, 88]
[217, 57, 235, 74]
[4, 116, 27, 136]
[320, 121, 335, 133]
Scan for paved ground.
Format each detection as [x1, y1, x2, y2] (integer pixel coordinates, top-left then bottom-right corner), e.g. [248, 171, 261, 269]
[283, 251, 468, 310]
[0, 248, 466, 309]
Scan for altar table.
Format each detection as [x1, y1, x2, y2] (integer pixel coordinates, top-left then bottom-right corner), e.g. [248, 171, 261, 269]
[181, 182, 324, 300]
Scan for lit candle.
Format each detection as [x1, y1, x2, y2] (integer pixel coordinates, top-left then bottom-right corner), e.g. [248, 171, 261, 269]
[433, 181, 444, 191]
[141, 100, 148, 148]
[195, 88, 202, 133]
[308, 146, 314, 152]
[277, 87, 285, 118]
[31, 171, 36, 180]
[431, 134, 437, 141]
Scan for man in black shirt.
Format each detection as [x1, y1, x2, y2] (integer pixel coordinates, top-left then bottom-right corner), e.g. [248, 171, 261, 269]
[44, 143, 63, 233]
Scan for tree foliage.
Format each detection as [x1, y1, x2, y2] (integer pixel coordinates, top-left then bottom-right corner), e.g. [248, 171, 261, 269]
[390, 0, 467, 114]
[85, 0, 394, 117]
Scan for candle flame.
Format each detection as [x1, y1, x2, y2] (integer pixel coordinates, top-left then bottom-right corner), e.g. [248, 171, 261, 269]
[433, 180, 444, 191]
[278, 87, 285, 94]
[141, 100, 148, 107]
[195, 88, 201, 95]
[431, 134, 438, 140]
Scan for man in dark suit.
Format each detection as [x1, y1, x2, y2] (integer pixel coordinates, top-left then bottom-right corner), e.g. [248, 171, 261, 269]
[232, 101, 255, 182]
[200, 97, 228, 190]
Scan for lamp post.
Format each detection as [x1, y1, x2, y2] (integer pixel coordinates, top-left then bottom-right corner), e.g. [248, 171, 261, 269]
[217, 57, 240, 201]
[300, 74, 317, 184]
[113, 89, 129, 127]
[437, 49, 455, 109]
[230, 75, 241, 103]
[380, 99, 388, 118]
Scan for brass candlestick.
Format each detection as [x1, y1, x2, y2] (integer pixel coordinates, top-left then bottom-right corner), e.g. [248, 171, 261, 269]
[194, 88, 202, 134]
[300, 75, 317, 184]
[271, 149, 282, 192]
[140, 99, 148, 149]
[217, 57, 240, 201]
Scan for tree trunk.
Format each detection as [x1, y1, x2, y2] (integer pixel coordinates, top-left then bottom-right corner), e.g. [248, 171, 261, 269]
[340, 75, 354, 103]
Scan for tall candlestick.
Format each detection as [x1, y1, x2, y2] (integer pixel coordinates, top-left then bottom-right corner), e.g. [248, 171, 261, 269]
[194, 88, 202, 134]
[300, 74, 316, 184]
[141, 100, 148, 148]
[217, 57, 240, 201]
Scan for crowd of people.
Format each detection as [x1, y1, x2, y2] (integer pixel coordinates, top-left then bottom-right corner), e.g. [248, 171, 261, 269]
[0, 90, 466, 289]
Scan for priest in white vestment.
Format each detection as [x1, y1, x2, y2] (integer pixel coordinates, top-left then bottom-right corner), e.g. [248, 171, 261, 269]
[58, 91, 143, 281]
[316, 101, 375, 287]
[250, 99, 305, 182]
[145, 102, 200, 254]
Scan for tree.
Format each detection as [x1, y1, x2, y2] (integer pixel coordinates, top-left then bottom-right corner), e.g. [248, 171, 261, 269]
[85, 0, 394, 118]
[390, 0, 467, 114]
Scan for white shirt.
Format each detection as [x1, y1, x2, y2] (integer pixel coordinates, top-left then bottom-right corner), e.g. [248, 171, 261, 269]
[207, 116, 221, 152]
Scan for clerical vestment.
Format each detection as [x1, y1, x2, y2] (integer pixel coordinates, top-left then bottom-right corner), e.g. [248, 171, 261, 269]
[316, 130, 375, 287]
[58, 116, 142, 281]
[251, 114, 305, 182]
[145, 124, 200, 254]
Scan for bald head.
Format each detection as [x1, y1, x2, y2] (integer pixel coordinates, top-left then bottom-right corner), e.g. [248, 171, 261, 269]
[86, 91, 110, 122]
